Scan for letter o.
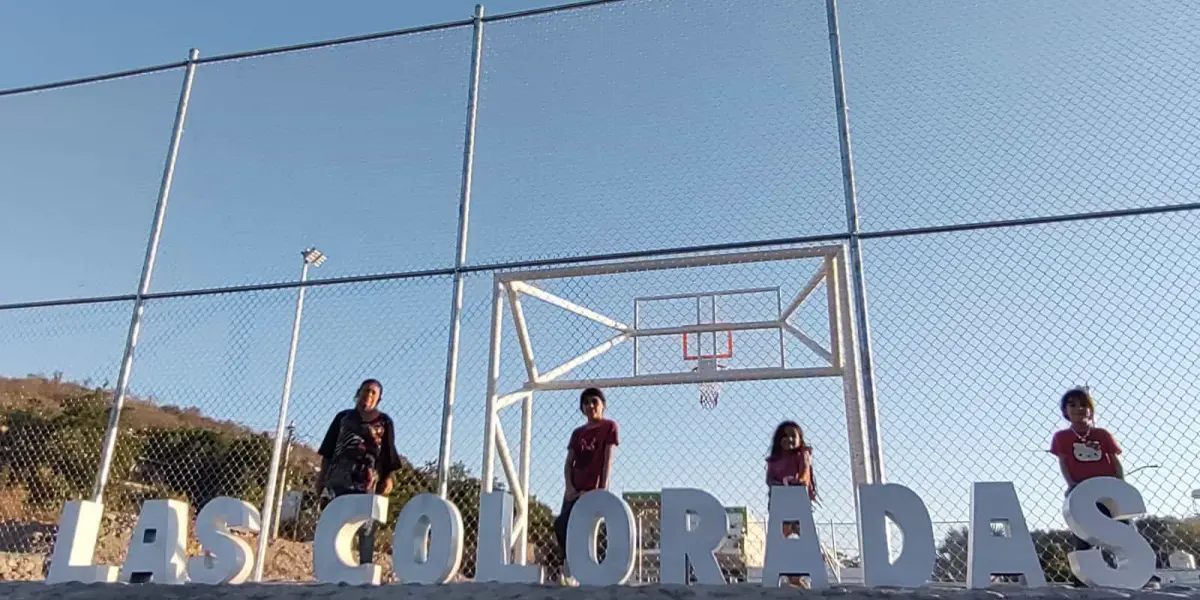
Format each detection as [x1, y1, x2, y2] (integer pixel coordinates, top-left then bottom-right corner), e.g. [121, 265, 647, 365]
[565, 490, 635, 586]
[392, 494, 464, 584]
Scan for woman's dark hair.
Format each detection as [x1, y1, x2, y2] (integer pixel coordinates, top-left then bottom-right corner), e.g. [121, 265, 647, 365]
[358, 378, 383, 396]
[1060, 386, 1094, 420]
[768, 420, 807, 460]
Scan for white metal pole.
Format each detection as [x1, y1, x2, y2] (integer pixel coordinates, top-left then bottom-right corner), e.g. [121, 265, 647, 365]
[825, 0, 884, 483]
[271, 421, 296, 540]
[91, 49, 200, 503]
[253, 260, 311, 581]
[481, 281, 505, 493]
[516, 392, 533, 563]
[831, 251, 870, 487]
[437, 3, 486, 498]
[776, 288, 786, 368]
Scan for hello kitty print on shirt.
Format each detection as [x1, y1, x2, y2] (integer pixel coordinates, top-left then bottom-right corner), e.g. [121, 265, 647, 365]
[1050, 426, 1121, 485]
[1072, 440, 1103, 462]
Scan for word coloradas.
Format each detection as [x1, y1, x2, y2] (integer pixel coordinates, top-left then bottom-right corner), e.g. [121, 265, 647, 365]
[45, 477, 1153, 589]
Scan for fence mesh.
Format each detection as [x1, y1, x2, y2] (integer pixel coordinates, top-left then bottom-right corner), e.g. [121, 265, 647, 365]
[468, 0, 844, 265]
[865, 211, 1200, 583]
[3, 0, 1200, 586]
[0, 301, 132, 580]
[839, 0, 1200, 232]
[0, 71, 183, 305]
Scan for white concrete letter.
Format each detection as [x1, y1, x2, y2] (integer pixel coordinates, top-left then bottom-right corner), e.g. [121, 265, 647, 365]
[46, 500, 118, 584]
[119, 499, 189, 584]
[1064, 477, 1154, 589]
[565, 490, 636, 586]
[392, 493, 463, 584]
[762, 486, 828, 588]
[475, 491, 542, 583]
[660, 488, 728, 585]
[313, 494, 387, 585]
[967, 482, 1045, 588]
[858, 483, 935, 588]
[187, 497, 261, 584]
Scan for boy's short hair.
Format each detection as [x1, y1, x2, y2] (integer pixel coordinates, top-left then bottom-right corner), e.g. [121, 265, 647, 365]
[580, 387, 606, 404]
[1059, 386, 1093, 418]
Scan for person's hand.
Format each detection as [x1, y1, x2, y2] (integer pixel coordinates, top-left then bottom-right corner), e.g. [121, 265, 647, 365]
[377, 477, 394, 496]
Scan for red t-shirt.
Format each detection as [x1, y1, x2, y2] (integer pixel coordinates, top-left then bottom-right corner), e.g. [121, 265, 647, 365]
[1049, 427, 1121, 484]
[568, 419, 619, 493]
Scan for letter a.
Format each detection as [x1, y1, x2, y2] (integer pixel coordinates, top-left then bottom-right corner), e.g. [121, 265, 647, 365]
[967, 482, 1045, 588]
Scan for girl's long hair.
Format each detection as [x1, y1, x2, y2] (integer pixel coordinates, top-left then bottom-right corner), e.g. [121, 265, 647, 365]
[768, 421, 819, 503]
[768, 420, 805, 460]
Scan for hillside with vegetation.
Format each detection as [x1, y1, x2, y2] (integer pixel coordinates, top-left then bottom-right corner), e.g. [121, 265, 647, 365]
[0, 375, 556, 580]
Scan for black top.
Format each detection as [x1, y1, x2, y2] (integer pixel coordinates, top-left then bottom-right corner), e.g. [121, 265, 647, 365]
[318, 409, 402, 495]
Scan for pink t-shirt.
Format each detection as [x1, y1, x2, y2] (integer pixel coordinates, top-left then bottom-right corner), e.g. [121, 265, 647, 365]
[766, 448, 816, 501]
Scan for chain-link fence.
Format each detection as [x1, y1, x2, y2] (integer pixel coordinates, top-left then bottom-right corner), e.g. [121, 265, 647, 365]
[3, 0, 1200, 586]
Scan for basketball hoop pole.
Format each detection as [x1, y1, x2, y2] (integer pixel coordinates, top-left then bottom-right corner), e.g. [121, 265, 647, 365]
[826, 0, 884, 484]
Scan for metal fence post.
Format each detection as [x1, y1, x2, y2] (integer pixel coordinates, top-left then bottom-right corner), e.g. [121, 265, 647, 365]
[254, 251, 321, 582]
[436, 3, 486, 498]
[271, 421, 296, 540]
[91, 49, 200, 503]
[824, 0, 884, 484]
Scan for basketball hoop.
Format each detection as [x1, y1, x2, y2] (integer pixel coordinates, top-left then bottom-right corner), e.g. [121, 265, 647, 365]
[693, 357, 727, 410]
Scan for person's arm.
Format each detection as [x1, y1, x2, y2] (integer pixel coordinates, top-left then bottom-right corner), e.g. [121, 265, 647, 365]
[1049, 431, 1076, 489]
[600, 447, 616, 489]
[1101, 430, 1124, 479]
[765, 459, 785, 486]
[563, 448, 578, 500]
[378, 476, 394, 495]
[1058, 456, 1076, 490]
[599, 421, 619, 489]
[375, 415, 402, 495]
[796, 448, 813, 486]
[315, 412, 344, 493]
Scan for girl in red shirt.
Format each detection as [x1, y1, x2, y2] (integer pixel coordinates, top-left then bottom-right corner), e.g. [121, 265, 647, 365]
[766, 420, 822, 587]
[1049, 387, 1124, 492]
[1048, 386, 1125, 585]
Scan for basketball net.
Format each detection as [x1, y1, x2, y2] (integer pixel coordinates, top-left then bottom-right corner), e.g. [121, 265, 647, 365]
[694, 357, 726, 410]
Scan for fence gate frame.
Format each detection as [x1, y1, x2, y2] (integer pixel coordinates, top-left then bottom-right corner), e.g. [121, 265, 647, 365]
[479, 244, 876, 564]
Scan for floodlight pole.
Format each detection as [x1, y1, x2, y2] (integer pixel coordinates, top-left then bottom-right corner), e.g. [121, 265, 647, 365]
[91, 49, 199, 503]
[826, 0, 884, 483]
[253, 247, 324, 582]
[436, 3, 486, 498]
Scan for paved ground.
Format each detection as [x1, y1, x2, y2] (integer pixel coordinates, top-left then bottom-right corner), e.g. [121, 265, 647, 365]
[2, 582, 1196, 600]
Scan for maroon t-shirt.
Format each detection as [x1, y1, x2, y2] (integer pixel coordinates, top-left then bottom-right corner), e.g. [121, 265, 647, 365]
[1049, 427, 1121, 485]
[568, 419, 619, 493]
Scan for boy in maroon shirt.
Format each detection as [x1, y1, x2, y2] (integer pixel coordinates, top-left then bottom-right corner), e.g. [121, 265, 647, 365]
[1049, 386, 1125, 584]
[551, 387, 618, 584]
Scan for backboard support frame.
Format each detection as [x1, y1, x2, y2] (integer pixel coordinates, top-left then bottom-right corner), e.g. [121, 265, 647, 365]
[479, 244, 876, 566]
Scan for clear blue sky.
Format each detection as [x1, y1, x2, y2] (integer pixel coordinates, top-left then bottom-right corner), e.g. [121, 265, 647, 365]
[3, 0, 1200, 560]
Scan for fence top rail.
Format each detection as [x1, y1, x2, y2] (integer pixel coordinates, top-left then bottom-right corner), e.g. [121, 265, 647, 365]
[495, 246, 842, 283]
[0, 0, 643, 99]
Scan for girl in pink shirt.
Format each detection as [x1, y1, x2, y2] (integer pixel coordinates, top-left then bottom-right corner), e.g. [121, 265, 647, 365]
[766, 420, 819, 503]
[766, 420, 822, 587]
